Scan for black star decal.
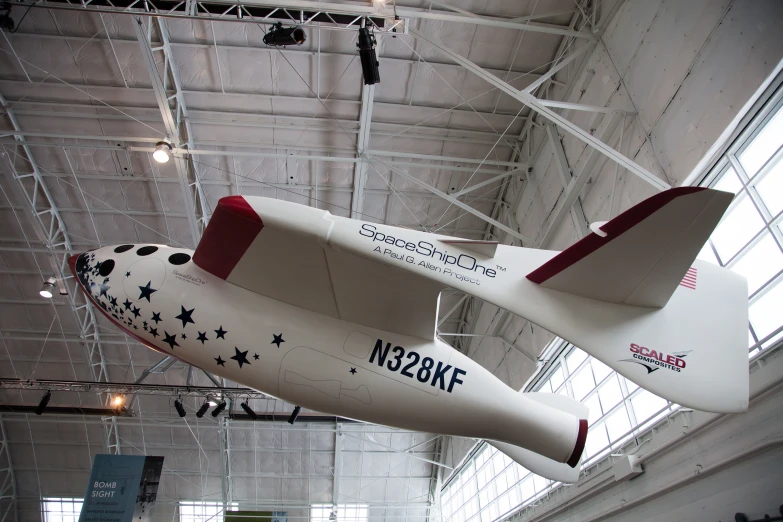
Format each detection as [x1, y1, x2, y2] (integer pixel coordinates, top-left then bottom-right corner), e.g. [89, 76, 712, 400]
[99, 283, 110, 297]
[123, 299, 132, 310]
[162, 331, 179, 350]
[253, 353, 259, 360]
[215, 326, 227, 339]
[197, 331, 208, 344]
[143, 325, 148, 331]
[181, 333, 187, 340]
[110, 296, 118, 307]
[131, 306, 141, 318]
[138, 281, 157, 302]
[149, 327, 159, 338]
[215, 356, 225, 366]
[271, 333, 285, 348]
[133, 324, 138, 330]
[151, 312, 161, 324]
[126, 271, 131, 277]
[103, 277, 110, 284]
[175, 306, 195, 328]
[143, 321, 148, 327]
[230, 347, 251, 368]
[350, 367, 357, 375]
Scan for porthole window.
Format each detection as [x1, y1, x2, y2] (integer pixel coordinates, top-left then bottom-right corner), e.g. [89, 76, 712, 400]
[136, 246, 158, 256]
[98, 259, 115, 276]
[114, 245, 134, 253]
[168, 253, 191, 265]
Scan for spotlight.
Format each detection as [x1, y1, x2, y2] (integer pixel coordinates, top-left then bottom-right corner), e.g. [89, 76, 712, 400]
[357, 25, 380, 85]
[39, 277, 56, 299]
[287, 405, 301, 425]
[211, 400, 227, 417]
[152, 141, 172, 163]
[263, 22, 306, 46]
[196, 401, 210, 418]
[35, 391, 51, 415]
[240, 401, 257, 420]
[174, 399, 186, 418]
[111, 395, 125, 409]
[207, 395, 219, 407]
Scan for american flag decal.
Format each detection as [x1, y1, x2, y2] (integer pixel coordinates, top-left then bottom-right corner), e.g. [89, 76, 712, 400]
[680, 267, 697, 290]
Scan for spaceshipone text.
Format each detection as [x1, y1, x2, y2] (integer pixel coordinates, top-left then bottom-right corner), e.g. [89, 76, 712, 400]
[359, 224, 496, 286]
[369, 339, 466, 392]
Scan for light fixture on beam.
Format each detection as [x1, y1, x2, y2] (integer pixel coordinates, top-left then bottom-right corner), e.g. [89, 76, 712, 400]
[153, 141, 172, 163]
[357, 23, 380, 85]
[39, 277, 56, 299]
[35, 391, 51, 415]
[263, 22, 306, 46]
[174, 399, 186, 418]
[240, 401, 257, 420]
[111, 395, 125, 410]
[196, 400, 210, 418]
[211, 400, 227, 417]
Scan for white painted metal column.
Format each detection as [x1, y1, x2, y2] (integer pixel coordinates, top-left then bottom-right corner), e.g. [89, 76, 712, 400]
[351, 84, 375, 219]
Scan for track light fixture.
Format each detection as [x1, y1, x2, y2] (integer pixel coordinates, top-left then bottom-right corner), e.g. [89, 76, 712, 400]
[39, 277, 56, 299]
[153, 141, 172, 163]
[240, 401, 257, 420]
[357, 23, 380, 85]
[196, 401, 210, 418]
[263, 22, 306, 46]
[35, 391, 51, 415]
[174, 399, 186, 418]
[211, 400, 227, 417]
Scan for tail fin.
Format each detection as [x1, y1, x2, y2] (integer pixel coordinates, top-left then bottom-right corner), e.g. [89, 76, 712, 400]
[527, 187, 734, 307]
[489, 393, 588, 483]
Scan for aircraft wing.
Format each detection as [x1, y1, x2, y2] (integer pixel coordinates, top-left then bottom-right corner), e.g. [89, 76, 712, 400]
[193, 196, 449, 340]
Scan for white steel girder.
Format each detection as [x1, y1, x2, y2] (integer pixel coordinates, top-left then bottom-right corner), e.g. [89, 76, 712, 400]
[351, 83, 375, 220]
[0, 95, 122, 456]
[133, 16, 208, 247]
[409, 28, 670, 193]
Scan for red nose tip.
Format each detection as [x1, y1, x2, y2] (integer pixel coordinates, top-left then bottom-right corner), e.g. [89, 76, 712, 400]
[67, 253, 80, 276]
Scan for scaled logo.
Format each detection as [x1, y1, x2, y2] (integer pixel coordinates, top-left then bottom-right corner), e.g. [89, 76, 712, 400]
[620, 343, 691, 374]
[173, 269, 207, 286]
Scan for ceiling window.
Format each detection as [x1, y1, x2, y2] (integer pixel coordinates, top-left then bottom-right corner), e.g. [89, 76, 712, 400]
[179, 501, 238, 522]
[41, 497, 83, 522]
[310, 504, 369, 522]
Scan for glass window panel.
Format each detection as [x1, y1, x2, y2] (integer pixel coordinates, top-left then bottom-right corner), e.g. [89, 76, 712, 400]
[570, 365, 596, 400]
[519, 477, 535, 502]
[749, 278, 783, 340]
[478, 488, 489, 509]
[697, 242, 720, 265]
[548, 365, 565, 391]
[508, 484, 520, 510]
[532, 474, 548, 493]
[585, 423, 609, 458]
[756, 157, 783, 215]
[711, 193, 766, 261]
[622, 376, 639, 393]
[598, 375, 623, 412]
[630, 390, 668, 423]
[565, 348, 587, 374]
[740, 105, 783, 176]
[481, 509, 492, 522]
[714, 167, 744, 193]
[591, 359, 612, 383]
[498, 492, 511, 517]
[584, 394, 602, 425]
[605, 406, 632, 441]
[732, 233, 783, 295]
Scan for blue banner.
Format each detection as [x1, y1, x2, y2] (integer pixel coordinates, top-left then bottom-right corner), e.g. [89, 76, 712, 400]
[79, 455, 164, 522]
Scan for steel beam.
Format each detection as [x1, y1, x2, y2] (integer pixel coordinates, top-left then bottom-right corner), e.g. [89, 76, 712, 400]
[0, 416, 18, 522]
[546, 123, 590, 238]
[538, 113, 623, 248]
[409, 28, 670, 192]
[133, 16, 204, 247]
[351, 84, 375, 219]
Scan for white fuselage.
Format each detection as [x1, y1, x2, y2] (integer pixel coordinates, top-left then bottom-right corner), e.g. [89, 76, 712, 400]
[69, 244, 579, 463]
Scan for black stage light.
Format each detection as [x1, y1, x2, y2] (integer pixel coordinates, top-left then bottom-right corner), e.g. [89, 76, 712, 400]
[211, 400, 227, 417]
[35, 391, 51, 416]
[287, 405, 302, 425]
[196, 401, 210, 418]
[263, 22, 306, 46]
[357, 25, 380, 85]
[240, 401, 257, 420]
[174, 399, 187, 418]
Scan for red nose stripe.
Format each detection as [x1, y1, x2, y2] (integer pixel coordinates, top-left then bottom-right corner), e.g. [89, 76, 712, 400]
[566, 419, 588, 468]
[193, 196, 264, 280]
